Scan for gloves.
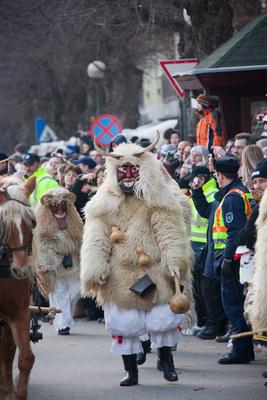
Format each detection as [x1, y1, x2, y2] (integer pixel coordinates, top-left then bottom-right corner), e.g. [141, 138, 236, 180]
[221, 259, 233, 278]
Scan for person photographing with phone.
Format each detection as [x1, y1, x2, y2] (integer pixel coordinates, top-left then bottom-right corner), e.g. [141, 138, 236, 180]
[185, 166, 223, 339]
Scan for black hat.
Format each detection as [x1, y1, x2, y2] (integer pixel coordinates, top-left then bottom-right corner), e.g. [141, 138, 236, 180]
[214, 156, 239, 174]
[0, 152, 10, 163]
[184, 165, 211, 181]
[252, 159, 267, 179]
[23, 153, 40, 165]
[178, 177, 191, 189]
[73, 156, 96, 169]
[111, 134, 127, 145]
[138, 138, 151, 148]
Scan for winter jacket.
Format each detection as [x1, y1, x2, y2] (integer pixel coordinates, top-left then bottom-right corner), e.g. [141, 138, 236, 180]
[196, 109, 223, 153]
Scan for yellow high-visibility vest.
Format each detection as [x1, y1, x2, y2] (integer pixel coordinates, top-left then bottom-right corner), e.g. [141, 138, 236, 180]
[189, 178, 218, 243]
[212, 188, 253, 250]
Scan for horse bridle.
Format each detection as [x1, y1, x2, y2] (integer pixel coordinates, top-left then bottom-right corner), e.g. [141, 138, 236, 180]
[0, 187, 36, 278]
[0, 188, 35, 252]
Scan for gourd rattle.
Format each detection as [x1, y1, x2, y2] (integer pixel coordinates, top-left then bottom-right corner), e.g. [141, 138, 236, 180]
[169, 274, 190, 314]
[136, 247, 150, 266]
[110, 226, 125, 243]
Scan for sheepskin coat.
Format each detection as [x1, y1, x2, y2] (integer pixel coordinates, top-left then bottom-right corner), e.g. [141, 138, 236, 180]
[80, 143, 194, 317]
[248, 191, 267, 331]
[33, 188, 83, 286]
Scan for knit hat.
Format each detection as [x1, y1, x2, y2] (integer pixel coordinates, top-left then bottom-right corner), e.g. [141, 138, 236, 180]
[190, 145, 209, 164]
[252, 159, 267, 179]
[197, 95, 218, 109]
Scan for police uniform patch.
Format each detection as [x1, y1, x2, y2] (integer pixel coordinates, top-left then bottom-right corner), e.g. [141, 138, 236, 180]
[225, 212, 233, 223]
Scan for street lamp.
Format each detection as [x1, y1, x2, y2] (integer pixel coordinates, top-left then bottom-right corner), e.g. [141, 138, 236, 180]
[87, 61, 106, 116]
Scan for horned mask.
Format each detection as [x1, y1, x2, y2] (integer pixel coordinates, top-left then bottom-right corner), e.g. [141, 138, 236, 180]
[94, 132, 160, 195]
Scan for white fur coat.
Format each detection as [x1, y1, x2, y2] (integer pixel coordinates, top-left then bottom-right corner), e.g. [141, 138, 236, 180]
[248, 191, 267, 331]
[80, 145, 194, 322]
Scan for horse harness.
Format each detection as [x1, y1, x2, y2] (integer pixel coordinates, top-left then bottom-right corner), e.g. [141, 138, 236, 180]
[0, 188, 35, 279]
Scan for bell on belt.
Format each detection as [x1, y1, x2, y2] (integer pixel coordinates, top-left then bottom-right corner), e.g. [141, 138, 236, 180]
[137, 247, 150, 266]
[110, 226, 125, 243]
[169, 274, 190, 314]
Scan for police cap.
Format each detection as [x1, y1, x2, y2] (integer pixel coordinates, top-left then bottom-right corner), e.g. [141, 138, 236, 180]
[214, 156, 239, 174]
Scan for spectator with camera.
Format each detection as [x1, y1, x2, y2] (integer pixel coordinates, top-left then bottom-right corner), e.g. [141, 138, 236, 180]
[71, 157, 97, 220]
[186, 166, 220, 338]
[180, 145, 209, 179]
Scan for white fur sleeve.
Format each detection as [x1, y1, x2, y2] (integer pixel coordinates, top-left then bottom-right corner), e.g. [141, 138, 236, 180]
[151, 208, 192, 280]
[80, 216, 112, 296]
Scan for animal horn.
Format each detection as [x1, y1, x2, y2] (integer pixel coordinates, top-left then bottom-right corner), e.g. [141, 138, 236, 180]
[94, 140, 122, 160]
[133, 130, 160, 156]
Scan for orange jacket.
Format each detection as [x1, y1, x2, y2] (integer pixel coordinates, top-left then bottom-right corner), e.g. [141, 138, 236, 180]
[196, 109, 223, 150]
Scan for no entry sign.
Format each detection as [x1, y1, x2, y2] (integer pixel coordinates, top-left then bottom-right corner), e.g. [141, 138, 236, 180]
[90, 114, 123, 147]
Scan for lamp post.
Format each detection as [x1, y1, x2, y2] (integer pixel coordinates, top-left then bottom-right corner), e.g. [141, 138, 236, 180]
[87, 61, 106, 116]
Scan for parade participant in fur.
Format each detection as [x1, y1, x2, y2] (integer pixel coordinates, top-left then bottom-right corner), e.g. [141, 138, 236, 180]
[237, 159, 267, 386]
[249, 189, 267, 333]
[247, 162, 267, 375]
[80, 133, 194, 386]
[34, 188, 83, 335]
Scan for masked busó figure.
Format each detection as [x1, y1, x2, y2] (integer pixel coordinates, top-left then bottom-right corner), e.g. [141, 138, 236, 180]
[80, 133, 195, 386]
[33, 188, 83, 335]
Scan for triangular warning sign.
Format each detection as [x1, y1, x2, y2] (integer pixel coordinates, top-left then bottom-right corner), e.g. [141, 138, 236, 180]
[39, 125, 58, 142]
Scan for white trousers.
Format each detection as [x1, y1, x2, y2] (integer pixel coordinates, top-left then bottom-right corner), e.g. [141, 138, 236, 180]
[49, 277, 80, 331]
[104, 303, 184, 355]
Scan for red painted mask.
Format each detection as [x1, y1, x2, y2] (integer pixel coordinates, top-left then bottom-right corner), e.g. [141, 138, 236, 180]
[117, 163, 140, 193]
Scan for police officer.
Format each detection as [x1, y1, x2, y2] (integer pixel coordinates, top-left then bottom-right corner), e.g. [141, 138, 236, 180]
[192, 156, 255, 363]
[212, 156, 255, 363]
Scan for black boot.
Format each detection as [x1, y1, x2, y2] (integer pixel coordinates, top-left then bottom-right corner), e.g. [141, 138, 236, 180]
[157, 348, 163, 371]
[158, 346, 178, 382]
[120, 355, 138, 386]
[137, 339, 151, 365]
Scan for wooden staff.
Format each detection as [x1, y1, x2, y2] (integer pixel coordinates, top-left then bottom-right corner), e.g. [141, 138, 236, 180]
[29, 306, 61, 314]
[230, 329, 267, 339]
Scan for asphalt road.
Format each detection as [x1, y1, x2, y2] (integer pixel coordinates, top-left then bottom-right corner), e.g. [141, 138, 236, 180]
[15, 319, 267, 400]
